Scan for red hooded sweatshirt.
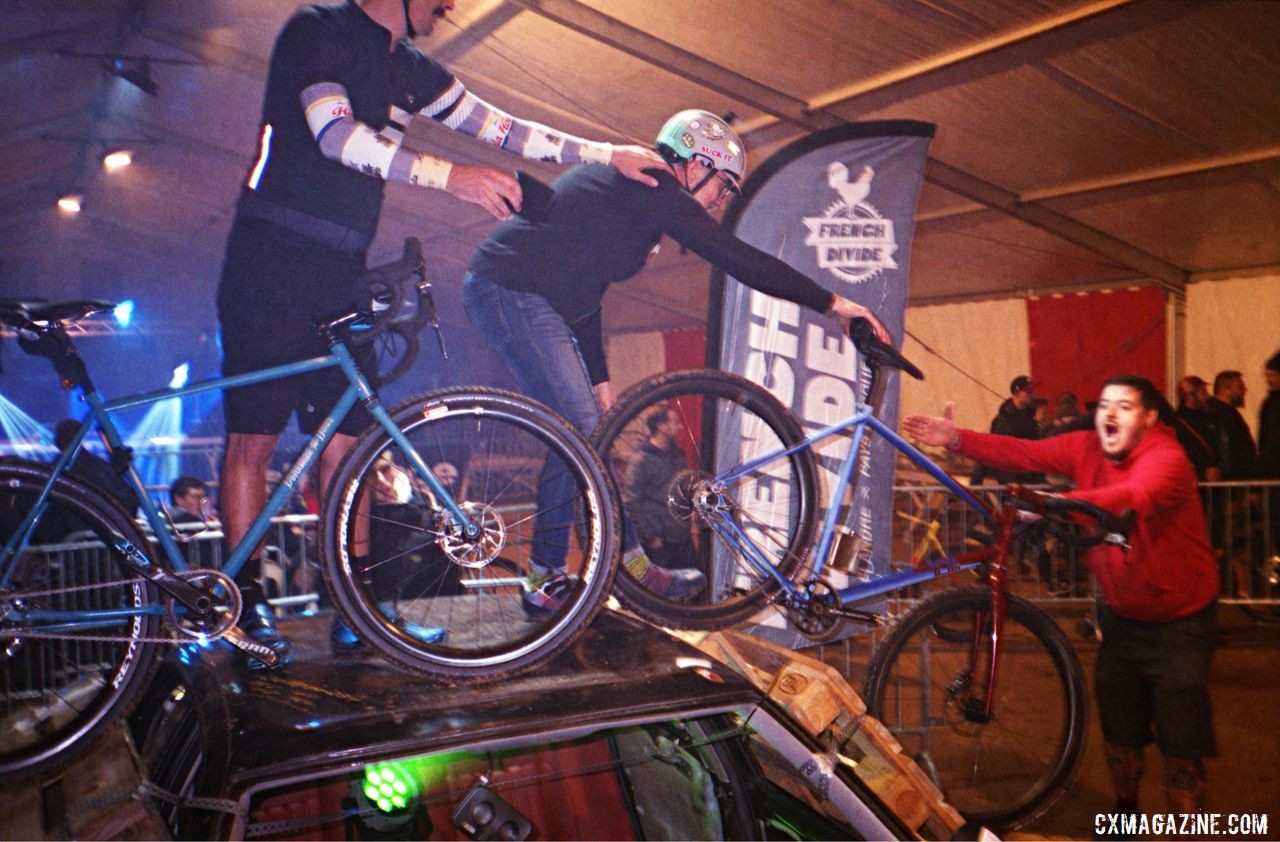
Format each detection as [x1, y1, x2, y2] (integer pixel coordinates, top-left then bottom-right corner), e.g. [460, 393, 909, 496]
[956, 424, 1218, 622]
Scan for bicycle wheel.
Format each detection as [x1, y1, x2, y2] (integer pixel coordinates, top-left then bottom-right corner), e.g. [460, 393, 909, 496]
[0, 460, 162, 780]
[862, 587, 1087, 830]
[322, 388, 620, 680]
[591, 370, 819, 629]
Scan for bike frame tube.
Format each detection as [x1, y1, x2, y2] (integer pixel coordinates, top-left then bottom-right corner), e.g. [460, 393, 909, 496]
[702, 395, 998, 611]
[1, 340, 477, 596]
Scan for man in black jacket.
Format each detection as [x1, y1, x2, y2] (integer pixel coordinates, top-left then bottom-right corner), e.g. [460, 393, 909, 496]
[971, 375, 1043, 484]
[627, 406, 694, 571]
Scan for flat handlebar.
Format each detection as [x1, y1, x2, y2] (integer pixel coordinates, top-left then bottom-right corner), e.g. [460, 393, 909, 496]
[1008, 485, 1134, 551]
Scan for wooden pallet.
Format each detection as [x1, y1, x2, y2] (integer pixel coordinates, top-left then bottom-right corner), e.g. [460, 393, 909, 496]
[683, 627, 966, 839]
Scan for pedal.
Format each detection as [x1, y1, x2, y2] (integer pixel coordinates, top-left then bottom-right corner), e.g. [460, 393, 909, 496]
[221, 624, 281, 667]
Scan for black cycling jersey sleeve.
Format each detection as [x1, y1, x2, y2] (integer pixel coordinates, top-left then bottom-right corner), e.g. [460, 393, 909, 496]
[659, 191, 834, 315]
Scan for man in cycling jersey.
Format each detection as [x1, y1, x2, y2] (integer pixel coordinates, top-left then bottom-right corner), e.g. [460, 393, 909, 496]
[903, 374, 1219, 813]
[217, 0, 670, 667]
[463, 109, 889, 612]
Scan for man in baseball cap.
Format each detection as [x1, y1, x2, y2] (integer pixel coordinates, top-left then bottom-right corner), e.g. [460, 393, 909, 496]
[971, 374, 1042, 485]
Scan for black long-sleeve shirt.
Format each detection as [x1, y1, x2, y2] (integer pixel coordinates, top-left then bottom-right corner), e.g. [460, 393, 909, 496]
[468, 165, 835, 383]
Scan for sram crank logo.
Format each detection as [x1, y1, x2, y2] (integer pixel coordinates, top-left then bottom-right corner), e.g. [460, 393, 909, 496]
[802, 162, 898, 284]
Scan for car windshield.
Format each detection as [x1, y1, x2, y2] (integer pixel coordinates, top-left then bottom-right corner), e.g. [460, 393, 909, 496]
[242, 712, 860, 840]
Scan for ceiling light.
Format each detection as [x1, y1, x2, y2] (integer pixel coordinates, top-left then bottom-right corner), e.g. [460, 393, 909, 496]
[103, 149, 133, 170]
[108, 56, 159, 97]
[57, 193, 83, 214]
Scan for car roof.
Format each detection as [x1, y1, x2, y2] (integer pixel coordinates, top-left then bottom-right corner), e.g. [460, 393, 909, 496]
[145, 610, 763, 795]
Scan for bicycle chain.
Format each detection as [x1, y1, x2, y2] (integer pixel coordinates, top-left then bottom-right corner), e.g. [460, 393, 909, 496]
[1, 577, 176, 645]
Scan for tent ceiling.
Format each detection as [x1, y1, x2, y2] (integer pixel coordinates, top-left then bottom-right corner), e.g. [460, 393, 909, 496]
[1, 0, 1277, 341]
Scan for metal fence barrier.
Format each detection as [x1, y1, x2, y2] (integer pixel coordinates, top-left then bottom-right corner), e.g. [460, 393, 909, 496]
[889, 479, 1280, 608]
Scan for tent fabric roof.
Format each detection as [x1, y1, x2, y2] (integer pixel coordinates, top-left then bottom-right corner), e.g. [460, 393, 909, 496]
[1, 0, 1277, 336]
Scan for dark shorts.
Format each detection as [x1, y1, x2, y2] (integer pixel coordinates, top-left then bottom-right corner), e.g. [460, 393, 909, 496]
[1095, 600, 1217, 759]
[216, 216, 374, 437]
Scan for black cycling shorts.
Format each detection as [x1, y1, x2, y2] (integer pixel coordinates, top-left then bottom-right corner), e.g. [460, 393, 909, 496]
[217, 216, 374, 437]
[1094, 600, 1217, 758]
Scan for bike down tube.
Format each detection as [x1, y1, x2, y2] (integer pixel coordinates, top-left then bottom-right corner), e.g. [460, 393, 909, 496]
[102, 353, 350, 582]
[331, 344, 478, 536]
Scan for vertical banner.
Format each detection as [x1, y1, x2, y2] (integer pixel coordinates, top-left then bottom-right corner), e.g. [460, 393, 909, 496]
[710, 121, 934, 646]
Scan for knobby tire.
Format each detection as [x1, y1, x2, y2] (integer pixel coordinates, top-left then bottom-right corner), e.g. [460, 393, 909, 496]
[322, 388, 620, 680]
[591, 370, 819, 629]
[0, 461, 162, 780]
[862, 587, 1088, 830]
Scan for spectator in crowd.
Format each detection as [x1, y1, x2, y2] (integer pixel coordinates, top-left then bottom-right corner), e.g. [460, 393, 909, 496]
[971, 376, 1043, 484]
[1048, 390, 1092, 435]
[170, 476, 213, 525]
[626, 406, 695, 571]
[1207, 370, 1259, 480]
[1258, 352, 1280, 558]
[169, 476, 217, 566]
[54, 419, 139, 516]
[1032, 398, 1053, 437]
[1174, 376, 1223, 481]
[1259, 352, 1280, 479]
[904, 374, 1219, 814]
[1208, 370, 1262, 597]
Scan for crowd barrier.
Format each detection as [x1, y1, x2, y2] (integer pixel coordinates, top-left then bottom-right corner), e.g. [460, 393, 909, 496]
[890, 479, 1280, 609]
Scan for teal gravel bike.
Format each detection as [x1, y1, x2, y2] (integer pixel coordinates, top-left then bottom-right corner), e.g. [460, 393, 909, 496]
[0, 239, 619, 779]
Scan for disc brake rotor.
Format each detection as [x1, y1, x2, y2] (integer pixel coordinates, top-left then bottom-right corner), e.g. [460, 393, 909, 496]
[438, 501, 506, 568]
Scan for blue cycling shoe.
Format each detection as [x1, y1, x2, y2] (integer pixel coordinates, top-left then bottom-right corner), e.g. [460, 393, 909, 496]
[240, 603, 293, 670]
[331, 604, 446, 656]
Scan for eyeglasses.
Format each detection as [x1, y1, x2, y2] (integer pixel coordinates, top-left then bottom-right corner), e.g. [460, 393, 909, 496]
[713, 171, 741, 199]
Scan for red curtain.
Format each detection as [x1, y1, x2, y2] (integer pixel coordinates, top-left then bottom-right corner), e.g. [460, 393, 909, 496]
[662, 329, 707, 371]
[1027, 288, 1166, 409]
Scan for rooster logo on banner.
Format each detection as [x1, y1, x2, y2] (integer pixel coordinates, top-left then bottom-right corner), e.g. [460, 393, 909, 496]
[802, 161, 899, 284]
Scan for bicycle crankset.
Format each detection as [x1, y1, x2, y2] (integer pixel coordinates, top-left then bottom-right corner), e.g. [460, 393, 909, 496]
[166, 569, 241, 641]
[786, 580, 848, 643]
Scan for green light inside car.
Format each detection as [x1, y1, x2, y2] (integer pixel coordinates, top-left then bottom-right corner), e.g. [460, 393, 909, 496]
[362, 761, 421, 814]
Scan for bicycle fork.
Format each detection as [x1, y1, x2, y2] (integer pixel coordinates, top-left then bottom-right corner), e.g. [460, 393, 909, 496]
[957, 517, 1016, 724]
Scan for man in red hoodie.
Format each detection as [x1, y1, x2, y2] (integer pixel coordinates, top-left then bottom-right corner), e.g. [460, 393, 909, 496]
[903, 374, 1219, 813]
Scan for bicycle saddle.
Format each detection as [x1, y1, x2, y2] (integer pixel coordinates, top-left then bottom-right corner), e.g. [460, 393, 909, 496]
[849, 318, 924, 380]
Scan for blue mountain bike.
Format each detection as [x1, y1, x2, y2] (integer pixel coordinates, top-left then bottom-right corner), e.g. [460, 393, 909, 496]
[0, 240, 619, 779]
[591, 321, 1130, 829]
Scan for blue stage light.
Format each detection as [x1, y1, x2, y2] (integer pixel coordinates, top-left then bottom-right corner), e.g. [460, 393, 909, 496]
[114, 299, 135, 327]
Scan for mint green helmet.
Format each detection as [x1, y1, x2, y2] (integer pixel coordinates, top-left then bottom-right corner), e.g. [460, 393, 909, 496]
[655, 110, 745, 183]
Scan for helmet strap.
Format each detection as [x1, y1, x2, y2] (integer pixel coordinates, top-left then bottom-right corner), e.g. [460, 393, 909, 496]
[683, 156, 718, 196]
[402, 0, 416, 39]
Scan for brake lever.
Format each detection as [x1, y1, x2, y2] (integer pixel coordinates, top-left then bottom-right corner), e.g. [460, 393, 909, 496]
[418, 281, 448, 360]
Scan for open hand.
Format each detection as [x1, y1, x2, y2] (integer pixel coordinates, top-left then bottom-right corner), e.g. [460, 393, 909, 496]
[902, 402, 960, 448]
[609, 145, 674, 186]
[445, 165, 521, 219]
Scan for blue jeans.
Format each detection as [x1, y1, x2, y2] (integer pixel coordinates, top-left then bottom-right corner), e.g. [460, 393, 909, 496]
[464, 274, 601, 572]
